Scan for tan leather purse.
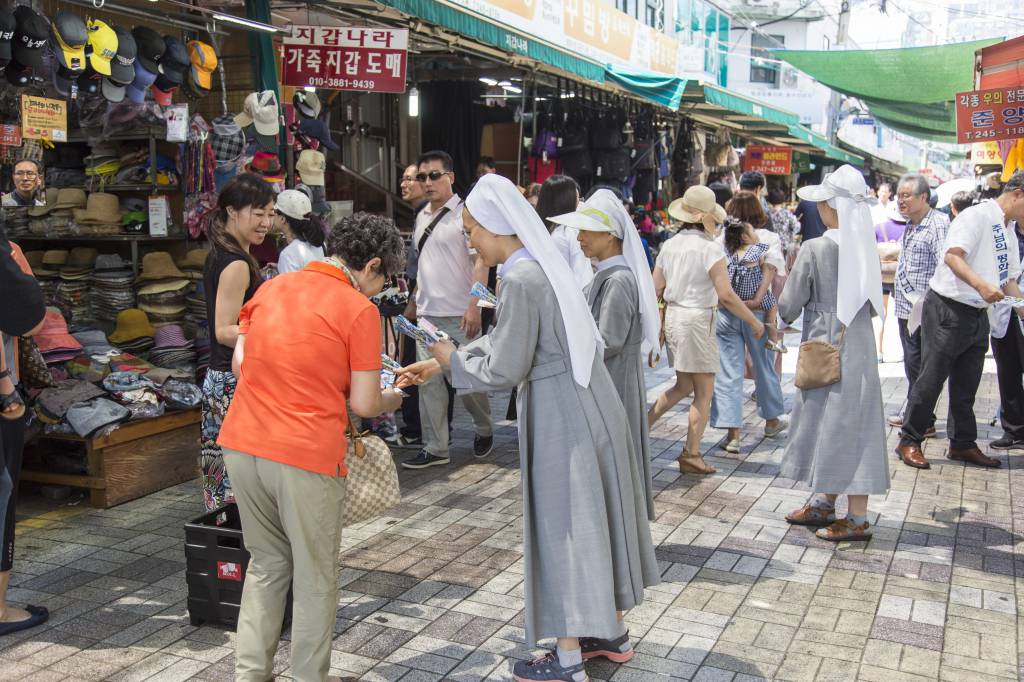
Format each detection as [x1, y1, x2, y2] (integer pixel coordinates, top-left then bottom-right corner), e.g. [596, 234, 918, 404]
[794, 326, 846, 390]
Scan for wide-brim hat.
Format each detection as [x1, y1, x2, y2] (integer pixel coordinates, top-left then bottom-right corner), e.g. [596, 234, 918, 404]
[64, 247, 98, 269]
[137, 251, 186, 281]
[28, 187, 60, 217]
[108, 308, 156, 343]
[34, 309, 81, 353]
[153, 324, 189, 349]
[42, 249, 69, 266]
[53, 187, 87, 210]
[138, 279, 190, 296]
[668, 185, 727, 225]
[73, 192, 122, 224]
[177, 248, 209, 271]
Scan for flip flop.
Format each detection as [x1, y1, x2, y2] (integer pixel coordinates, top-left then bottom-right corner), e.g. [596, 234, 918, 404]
[0, 605, 49, 636]
[0, 368, 25, 421]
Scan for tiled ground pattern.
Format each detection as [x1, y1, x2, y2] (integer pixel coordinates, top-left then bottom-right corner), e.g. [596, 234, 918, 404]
[1, 356, 1023, 682]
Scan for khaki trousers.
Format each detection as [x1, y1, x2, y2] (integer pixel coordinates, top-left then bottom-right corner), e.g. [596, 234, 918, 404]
[224, 449, 346, 682]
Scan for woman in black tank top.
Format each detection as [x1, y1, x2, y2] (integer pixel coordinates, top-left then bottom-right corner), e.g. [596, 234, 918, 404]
[199, 174, 275, 510]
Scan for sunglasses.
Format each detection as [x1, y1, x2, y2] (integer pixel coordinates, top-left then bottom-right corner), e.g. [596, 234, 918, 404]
[416, 170, 450, 183]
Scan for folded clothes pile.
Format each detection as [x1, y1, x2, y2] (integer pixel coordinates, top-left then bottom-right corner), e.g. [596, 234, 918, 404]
[91, 254, 136, 322]
[4, 206, 29, 238]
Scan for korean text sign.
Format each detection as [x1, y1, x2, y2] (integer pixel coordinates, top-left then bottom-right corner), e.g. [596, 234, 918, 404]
[956, 87, 1024, 144]
[743, 145, 792, 175]
[20, 95, 67, 142]
[283, 26, 408, 93]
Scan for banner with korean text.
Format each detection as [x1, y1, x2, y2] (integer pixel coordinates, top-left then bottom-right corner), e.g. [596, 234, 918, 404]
[743, 145, 792, 175]
[282, 26, 409, 93]
[955, 87, 1024, 144]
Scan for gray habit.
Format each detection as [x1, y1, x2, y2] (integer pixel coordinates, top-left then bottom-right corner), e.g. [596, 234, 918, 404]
[450, 259, 660, 644]
[586, 265, 656, 520]
[778, 237, 890, 495]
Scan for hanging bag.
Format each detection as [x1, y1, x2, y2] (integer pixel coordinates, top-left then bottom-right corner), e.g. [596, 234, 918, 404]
[339, 423, 402, 527]
[794, 326, 846, 390]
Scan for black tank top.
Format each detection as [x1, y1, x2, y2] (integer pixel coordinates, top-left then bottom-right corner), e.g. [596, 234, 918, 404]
[204, 250, 259, 372]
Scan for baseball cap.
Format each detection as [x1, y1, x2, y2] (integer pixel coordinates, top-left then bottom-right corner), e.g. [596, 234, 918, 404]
[0, 9, 14, 66]
[131, 26, 163, 74]
[235, 90, 279, 135]
[53, 64, 75, 95]
[13, 6, 48, 69]
[126, 60, 157, 103]
[275, 189, 312, 220]
[5, 60, 30, 87]
[187, 40, 216, 90]
[296, 149, 326, 186]
[86, 19, 117, 76]
[102, 77, 125, 103]
[155, 35, 188, 89]
[298, 118, 339, 151]
[109, 26, 137, 85]
[78, 68, 102, 96]
[293, 90, 321, 118]
[50, 11, 87, 72]
[151, 82, 176, 107]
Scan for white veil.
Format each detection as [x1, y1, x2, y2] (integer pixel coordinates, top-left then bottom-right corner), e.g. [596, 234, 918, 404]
[466, 174, 603, 386]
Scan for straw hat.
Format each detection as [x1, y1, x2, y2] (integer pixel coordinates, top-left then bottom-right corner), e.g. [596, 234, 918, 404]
[42, 249, 69, 266]
[108, 308, 156, 343]
[137, 251, 186, 281]
[177, 248, 209, 271]
[60, 247, 98, 274]
[24, 250, 44, 269]
[73, 192, 122, 225]
[668, 186, 727, 226]
[52, 187, 87, 210]
[27, 187, 60, 217]
[137, 279, 190, 295]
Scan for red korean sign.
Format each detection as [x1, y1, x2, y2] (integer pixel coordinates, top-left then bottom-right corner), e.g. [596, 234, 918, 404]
[282, 26, 408, 93]
[955, 87, 1024, 144]
[743, 145, 792, 175]
[0, 124, 20, 147]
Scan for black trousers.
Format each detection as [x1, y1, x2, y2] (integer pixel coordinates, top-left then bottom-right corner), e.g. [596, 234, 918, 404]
[1, 412, 26, 572]
[901, 291, 989, 449]
[898, 317, 936, 427]
[398, 324, 454, 438]
[992, 310, 1024, 439]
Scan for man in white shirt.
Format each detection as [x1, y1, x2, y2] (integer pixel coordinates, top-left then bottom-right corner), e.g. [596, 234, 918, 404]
[401, 150, 493, 470]
[896, 172, 1024, 470]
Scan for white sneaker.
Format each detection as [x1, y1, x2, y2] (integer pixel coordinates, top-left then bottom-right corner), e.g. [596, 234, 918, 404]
[721, 439, 740, 453]
[764, 419, 789, 438]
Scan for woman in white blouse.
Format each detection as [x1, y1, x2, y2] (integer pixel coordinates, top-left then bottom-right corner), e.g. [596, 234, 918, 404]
[274, 190, 325, 274]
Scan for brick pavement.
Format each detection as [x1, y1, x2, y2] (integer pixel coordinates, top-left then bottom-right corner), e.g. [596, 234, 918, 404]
[2, 353, 1023, 682]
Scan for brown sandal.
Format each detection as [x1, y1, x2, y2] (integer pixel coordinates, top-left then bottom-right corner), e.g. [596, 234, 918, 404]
[677, 452, 716, 475]
[785, 504, 835, 527]
[815, 518, 871, 542]
[0, 369, 25, 422]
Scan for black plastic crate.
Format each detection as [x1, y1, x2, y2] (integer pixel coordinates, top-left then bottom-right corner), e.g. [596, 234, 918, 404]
[184, 503, 292, 629]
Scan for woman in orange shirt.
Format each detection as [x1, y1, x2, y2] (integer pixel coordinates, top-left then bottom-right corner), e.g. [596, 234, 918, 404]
[216, 212, 406, 682]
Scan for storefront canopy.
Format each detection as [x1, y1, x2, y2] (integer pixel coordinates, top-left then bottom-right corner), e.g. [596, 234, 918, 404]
[605, 65, 687, 110]
[776, 39, 1002, 142]
[679, 81, 859, 165]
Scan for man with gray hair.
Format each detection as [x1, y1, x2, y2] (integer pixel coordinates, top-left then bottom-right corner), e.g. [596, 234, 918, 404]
[887, 174, 949, 434]
[896, 171, 1024, 470]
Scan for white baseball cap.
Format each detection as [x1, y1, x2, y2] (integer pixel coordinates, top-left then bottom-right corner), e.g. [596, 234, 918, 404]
[295, 149, 326, 187]
[275, 189, 312, 221]
[234, 90, 279, 136]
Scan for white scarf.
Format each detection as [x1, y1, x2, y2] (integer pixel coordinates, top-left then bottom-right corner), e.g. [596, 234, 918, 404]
[466, 174, 603, 386]
[583, 190, 661, 353]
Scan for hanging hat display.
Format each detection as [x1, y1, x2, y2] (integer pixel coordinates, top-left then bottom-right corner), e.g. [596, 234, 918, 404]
[49, 11, 87, 72]
[85, 19, 117, 76]
[12, 6, 48, 69]
[293, 90, 321, 119]
[295, 149, 326, 186]
[0, 9, 14, 68]
[131, 26, 163, 74]
[152, 35, 188, 105]
[186, 40, 216, 95]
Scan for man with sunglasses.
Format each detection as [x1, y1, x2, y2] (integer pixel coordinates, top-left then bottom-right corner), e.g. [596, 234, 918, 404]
[2, 160, 43, 208]
[402, 150, 493, 470]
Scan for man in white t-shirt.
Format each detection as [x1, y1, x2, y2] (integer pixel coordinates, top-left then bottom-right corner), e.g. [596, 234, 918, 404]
[896, 172, 1024, 470]
[401, 150, 492, 470]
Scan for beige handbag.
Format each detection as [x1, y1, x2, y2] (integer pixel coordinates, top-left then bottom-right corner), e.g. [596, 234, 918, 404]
[794, 326, 846, 390]
[340, 424, 401, 527]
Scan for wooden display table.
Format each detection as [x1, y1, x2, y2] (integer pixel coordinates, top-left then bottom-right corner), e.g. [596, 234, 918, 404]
[22, 409, 201, 508]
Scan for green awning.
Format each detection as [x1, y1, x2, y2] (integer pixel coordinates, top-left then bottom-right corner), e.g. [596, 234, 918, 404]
[375, 0, 605, 83]
[605, 65, 686, 110]
[776, 39, 1002, 141]
[700, 83, 800, 127]
[785, 125, 864, 165]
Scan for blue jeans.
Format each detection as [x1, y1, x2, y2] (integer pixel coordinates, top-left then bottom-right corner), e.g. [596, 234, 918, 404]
[711, 308, 785, 428]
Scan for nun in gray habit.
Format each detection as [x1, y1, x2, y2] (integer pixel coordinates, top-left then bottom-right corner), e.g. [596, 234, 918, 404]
[398, 174, 659, 682]
[778, 165, 890, 543]
[549, 189, 661, 522]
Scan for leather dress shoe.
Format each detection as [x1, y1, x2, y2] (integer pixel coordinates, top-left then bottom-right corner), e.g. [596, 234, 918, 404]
[896, 443, 930, 469]
[948, 447, 1001, 468]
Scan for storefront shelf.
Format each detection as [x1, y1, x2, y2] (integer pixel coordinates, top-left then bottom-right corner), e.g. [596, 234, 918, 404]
[92, 184, 180, 192]
[13, 234, 187, 241]
[66, 131, 164, 143]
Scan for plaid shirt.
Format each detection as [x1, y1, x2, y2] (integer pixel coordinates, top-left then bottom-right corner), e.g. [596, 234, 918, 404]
[894, 209, 950, 319]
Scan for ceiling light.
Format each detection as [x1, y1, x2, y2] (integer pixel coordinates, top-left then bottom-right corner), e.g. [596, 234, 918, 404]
[303, 86, 316, 92]
[479, 77, 498, 86]
[502, 85, 522, 94]
[408, 86, 419, 117]
[212, 13, 279, 32]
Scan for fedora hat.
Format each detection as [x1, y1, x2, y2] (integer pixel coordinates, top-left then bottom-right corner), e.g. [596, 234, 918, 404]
[137, 251, 185, 281]
[177, 248, 208, 271]
[73, 192, 122, 225]
[108, 308, 155, 343]
[668, 185, 727, 226]
[27, 187, 59, 217]
[137, 279, 189, 296]
[42, 249, 69, 266]
[53, 187, 87, 210]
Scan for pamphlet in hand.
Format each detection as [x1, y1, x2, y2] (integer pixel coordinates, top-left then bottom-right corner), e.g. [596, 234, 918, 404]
[394, 315, 438, 346]
[417, 318, 459, 346]
[381, 354, 402, 373]
[470, 281, 498, 309]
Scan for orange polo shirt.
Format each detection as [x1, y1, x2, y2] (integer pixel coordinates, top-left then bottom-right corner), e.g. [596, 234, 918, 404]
[217, 261, 382, 476]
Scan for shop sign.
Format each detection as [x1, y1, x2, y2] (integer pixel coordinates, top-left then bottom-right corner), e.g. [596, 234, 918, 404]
[282, 26, 408, 93]
[0, 124, 20, 147]
[20, 95, 67, 142]
[971, 141, 1002, 165]
[743, 145, 792, 175]
[955, 86, 1024, 144]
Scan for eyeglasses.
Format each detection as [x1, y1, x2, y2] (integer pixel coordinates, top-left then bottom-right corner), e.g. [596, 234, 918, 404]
[14, 170, 37, 177]
[416, 170, 450, 183]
